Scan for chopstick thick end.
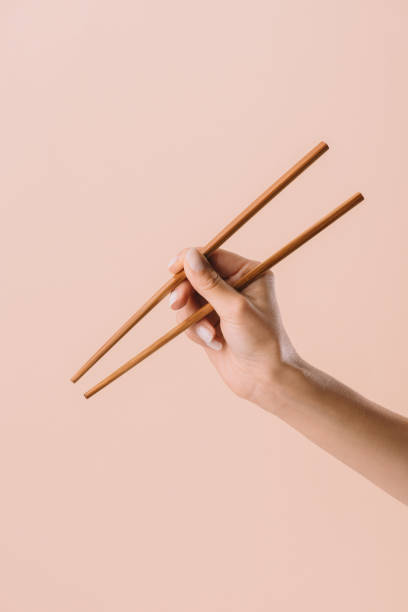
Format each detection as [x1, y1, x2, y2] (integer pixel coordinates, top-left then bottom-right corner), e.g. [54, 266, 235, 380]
[348, 192, 365, 208]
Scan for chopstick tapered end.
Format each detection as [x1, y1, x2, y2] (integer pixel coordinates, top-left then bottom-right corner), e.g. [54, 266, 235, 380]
[71, 365, 88, 383]
[84, 383, 102, 399]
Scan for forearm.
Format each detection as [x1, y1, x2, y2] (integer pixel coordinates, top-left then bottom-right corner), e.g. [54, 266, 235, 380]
[257, 359, 408, 505]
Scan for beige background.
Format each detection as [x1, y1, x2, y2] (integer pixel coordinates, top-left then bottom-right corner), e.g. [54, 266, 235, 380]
[1, 1, 407, 610]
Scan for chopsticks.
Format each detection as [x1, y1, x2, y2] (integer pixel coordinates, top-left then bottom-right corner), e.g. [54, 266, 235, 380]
[71, 141, 328, 383]
[84, 192, 364, 398]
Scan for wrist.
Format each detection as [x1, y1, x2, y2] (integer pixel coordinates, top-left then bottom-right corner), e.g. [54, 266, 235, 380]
[252, 355, 311, 416]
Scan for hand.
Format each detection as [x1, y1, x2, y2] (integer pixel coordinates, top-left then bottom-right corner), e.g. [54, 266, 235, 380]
[169, 247, 408, 505]
[168, 247, 299, 406]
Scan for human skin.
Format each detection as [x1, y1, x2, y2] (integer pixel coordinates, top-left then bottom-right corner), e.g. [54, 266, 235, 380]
[168, 247, 408, 506]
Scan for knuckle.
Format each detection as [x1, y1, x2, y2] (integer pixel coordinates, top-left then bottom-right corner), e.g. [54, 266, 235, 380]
[199, 269, 221, 292]
[264, 270, 275, 284]
[185, 329, 196, 341]
[229, 294, 249, 319]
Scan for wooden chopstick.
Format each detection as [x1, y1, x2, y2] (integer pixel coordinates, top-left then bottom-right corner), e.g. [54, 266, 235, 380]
[84, 192, 364, 398]
[71, 141, 328, 383]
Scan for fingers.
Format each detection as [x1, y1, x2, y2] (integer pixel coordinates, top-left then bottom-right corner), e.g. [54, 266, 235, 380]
[168, 279, 191, 310]
[167, 247, 267, 355]
[168, 270, 222, 348]
[169, 247, 245, 320]
[175, 292, 222, 351]
[207, 249, 258, 281]
[168, 247, 257, 281]
[168, 247, 263, 312]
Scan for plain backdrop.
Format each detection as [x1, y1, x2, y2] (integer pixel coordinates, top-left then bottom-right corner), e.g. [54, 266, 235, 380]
[1, 1, 407, 610]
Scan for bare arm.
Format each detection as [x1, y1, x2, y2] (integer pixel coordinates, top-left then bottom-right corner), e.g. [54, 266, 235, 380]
[260, 358, 408, 504]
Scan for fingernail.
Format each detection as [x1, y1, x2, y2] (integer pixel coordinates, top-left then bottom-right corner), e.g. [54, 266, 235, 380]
[207, 339, 223, 351]
[195, 324, 213, 344]
[169, 289, 178, 306]
[168, 255, 178, 270]
[186, 248, 205, 272]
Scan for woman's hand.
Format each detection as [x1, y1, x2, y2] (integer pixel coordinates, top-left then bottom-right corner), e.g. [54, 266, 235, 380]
[168, 247, 298, 406]
[169, 247, 408, 505]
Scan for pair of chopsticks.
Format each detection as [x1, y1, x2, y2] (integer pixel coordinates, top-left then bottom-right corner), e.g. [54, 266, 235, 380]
[71, 141, 364, 398]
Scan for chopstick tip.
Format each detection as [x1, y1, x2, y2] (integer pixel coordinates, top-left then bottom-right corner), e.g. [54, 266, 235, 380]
[71, 367, 87, 383]
[84, 384, 101, 398]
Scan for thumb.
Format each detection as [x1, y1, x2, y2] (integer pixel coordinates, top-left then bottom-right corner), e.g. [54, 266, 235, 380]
[182, 247, 243, 319]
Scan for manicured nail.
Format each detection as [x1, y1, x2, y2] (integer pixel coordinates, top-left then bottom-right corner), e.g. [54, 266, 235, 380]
[195, 324, 213, 344]
[169, 289, 178, 306]
[185, 248, 205, 272]
[168, 255, 179, 270]
[207, 339, 222, 351]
